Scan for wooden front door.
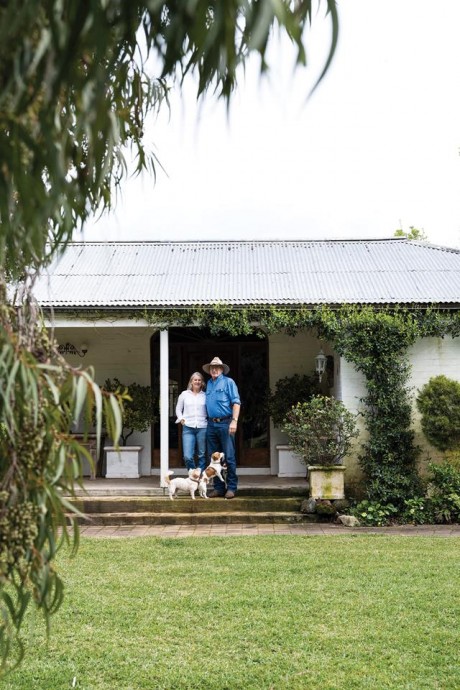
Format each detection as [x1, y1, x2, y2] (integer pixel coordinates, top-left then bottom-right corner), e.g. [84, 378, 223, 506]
[151, 329, 269, 469]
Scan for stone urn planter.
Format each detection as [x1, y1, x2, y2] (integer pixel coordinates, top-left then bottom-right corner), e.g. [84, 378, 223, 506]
[281, 395, 359, 499]
[105, 446, 143, 479]
[307, 465, 346, 500]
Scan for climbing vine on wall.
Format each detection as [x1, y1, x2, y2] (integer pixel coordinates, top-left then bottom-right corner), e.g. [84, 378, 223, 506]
[313, 307, 423, 506]
[56, 304, 460, 504]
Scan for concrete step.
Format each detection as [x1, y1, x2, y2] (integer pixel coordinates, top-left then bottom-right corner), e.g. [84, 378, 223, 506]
[72, 485, 308, 498]
[68, 494, 315, 526]
[70, 496, 304, 515]
[74, 511, 320, 526]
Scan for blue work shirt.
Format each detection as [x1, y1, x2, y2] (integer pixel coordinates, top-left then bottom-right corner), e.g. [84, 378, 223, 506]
[205, 373, 241, 419]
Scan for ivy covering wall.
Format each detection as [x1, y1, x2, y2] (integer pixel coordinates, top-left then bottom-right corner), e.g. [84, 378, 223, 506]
[55, 304, 460, 505]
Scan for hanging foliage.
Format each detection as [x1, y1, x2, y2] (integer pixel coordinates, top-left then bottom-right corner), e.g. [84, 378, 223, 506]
[0, 0, 338, 280]
[0, 286, 125, 671]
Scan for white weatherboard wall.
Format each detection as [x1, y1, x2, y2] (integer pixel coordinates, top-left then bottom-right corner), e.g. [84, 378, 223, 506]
[52, 323, 155, 476]
[338, 357, 367, 492]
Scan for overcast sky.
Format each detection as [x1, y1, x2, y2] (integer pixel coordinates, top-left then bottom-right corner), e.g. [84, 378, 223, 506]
[83, 0, 460, 249]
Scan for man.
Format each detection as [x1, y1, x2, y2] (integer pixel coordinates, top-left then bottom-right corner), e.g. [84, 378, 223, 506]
[202, 356, 241, 499]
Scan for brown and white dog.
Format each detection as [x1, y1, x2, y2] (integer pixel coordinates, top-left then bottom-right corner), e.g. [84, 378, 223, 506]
[199, 452, 227, 498]
[198, 473, 211, 499]
[163, 468, 202, 500]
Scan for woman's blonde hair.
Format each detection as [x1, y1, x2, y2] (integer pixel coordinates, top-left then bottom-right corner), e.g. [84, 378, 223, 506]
[187, 372, 206, 391]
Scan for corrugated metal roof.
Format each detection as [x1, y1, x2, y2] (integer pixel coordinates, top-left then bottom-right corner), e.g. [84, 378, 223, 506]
[32, 239, 460, 308]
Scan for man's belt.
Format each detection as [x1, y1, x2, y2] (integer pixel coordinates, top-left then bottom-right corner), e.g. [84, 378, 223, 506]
[208, 416, 232, 423]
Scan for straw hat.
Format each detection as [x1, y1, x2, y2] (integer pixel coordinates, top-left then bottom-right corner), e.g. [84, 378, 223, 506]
[202, 356, 230, 375]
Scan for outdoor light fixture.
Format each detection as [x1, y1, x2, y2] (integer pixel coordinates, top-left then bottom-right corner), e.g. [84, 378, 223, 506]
[57, 342, 88, 358]
[315, 347, 327, 383]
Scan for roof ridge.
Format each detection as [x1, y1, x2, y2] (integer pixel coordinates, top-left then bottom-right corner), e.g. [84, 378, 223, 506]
[64, 237, 405, 245]
[59, 238, 460, 253]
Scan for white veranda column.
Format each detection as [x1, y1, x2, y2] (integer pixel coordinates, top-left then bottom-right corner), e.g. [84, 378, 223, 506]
[160, 329, 169, 487]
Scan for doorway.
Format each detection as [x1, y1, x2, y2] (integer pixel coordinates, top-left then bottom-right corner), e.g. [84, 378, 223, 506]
[151, 328, 269, 469]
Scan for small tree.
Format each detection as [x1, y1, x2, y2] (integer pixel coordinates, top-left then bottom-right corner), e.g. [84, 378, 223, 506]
[268, 373, 321, 428]
[416, 375, 460, 452]
[103, 379, 155, 446]
[281, 396, 359, 466]
[394, 226, 428, 242]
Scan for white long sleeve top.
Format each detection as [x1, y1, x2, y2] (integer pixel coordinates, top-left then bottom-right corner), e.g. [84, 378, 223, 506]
[175, 390, 207, 428]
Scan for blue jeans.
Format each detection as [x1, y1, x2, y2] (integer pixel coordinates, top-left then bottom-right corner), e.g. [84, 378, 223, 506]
[182, 426, 207, 472]
[206, 421, 237, 494]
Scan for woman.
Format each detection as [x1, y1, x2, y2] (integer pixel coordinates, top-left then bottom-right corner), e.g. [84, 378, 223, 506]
[175, 372, 207, 472]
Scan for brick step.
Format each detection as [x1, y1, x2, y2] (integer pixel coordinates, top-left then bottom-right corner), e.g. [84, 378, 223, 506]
[74, 511, 320, 526]
[70, 496, 305, 514]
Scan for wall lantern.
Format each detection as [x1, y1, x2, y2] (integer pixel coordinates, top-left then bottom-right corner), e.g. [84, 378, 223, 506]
[57, 342, 88, 358]
[315, 347, 327, 383]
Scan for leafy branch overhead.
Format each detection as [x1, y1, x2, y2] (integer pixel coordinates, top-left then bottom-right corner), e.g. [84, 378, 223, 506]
[0, 292, 125, 670]
[0, 0, 338, 278]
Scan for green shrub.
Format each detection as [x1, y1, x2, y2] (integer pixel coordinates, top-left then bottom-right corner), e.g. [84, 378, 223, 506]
[103, 378, 156, 446]
[426, 460, 460, 523]
[268, 373, 320, 428]
[416, 375, 460, 451]
[445, 449, 460, 469]
[350, 462, 460, 526]
[281, 395, 359, 466]
[401, 497, 431, 524]
[365, 461, 423, 510]
[351, 500, 398, 526]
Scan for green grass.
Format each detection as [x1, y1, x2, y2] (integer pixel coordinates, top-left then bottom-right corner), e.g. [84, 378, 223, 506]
[4, 535, 460, 689]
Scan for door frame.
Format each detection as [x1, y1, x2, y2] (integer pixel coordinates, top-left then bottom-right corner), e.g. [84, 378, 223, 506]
[151, 328, 269, 469]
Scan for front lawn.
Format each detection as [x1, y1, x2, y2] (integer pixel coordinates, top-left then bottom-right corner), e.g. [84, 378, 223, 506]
[4, 535, 460, 689]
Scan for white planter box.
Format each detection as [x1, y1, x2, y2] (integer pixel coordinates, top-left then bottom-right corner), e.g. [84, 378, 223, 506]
[105, 446, 143, 479]
[276, 445, 306, 478]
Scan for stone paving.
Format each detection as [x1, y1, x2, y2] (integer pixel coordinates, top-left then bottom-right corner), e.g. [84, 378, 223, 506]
[78, 523, 460, 539]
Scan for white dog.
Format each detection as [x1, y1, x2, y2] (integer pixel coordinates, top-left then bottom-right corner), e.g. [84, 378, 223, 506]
[163, 468, 202, 500]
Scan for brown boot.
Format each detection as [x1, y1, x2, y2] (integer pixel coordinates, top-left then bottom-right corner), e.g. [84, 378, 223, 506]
[225, 490, 235, 499]
[208, 490, 225, 498]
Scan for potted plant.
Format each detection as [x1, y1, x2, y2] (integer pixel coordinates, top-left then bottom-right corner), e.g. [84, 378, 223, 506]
[281, 395, 359, 499]
[268, 373, 320, 477]
[103, 378, 156, 479]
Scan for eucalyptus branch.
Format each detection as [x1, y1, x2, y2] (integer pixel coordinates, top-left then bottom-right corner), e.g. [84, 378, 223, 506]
[0, 273, 125, 672]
